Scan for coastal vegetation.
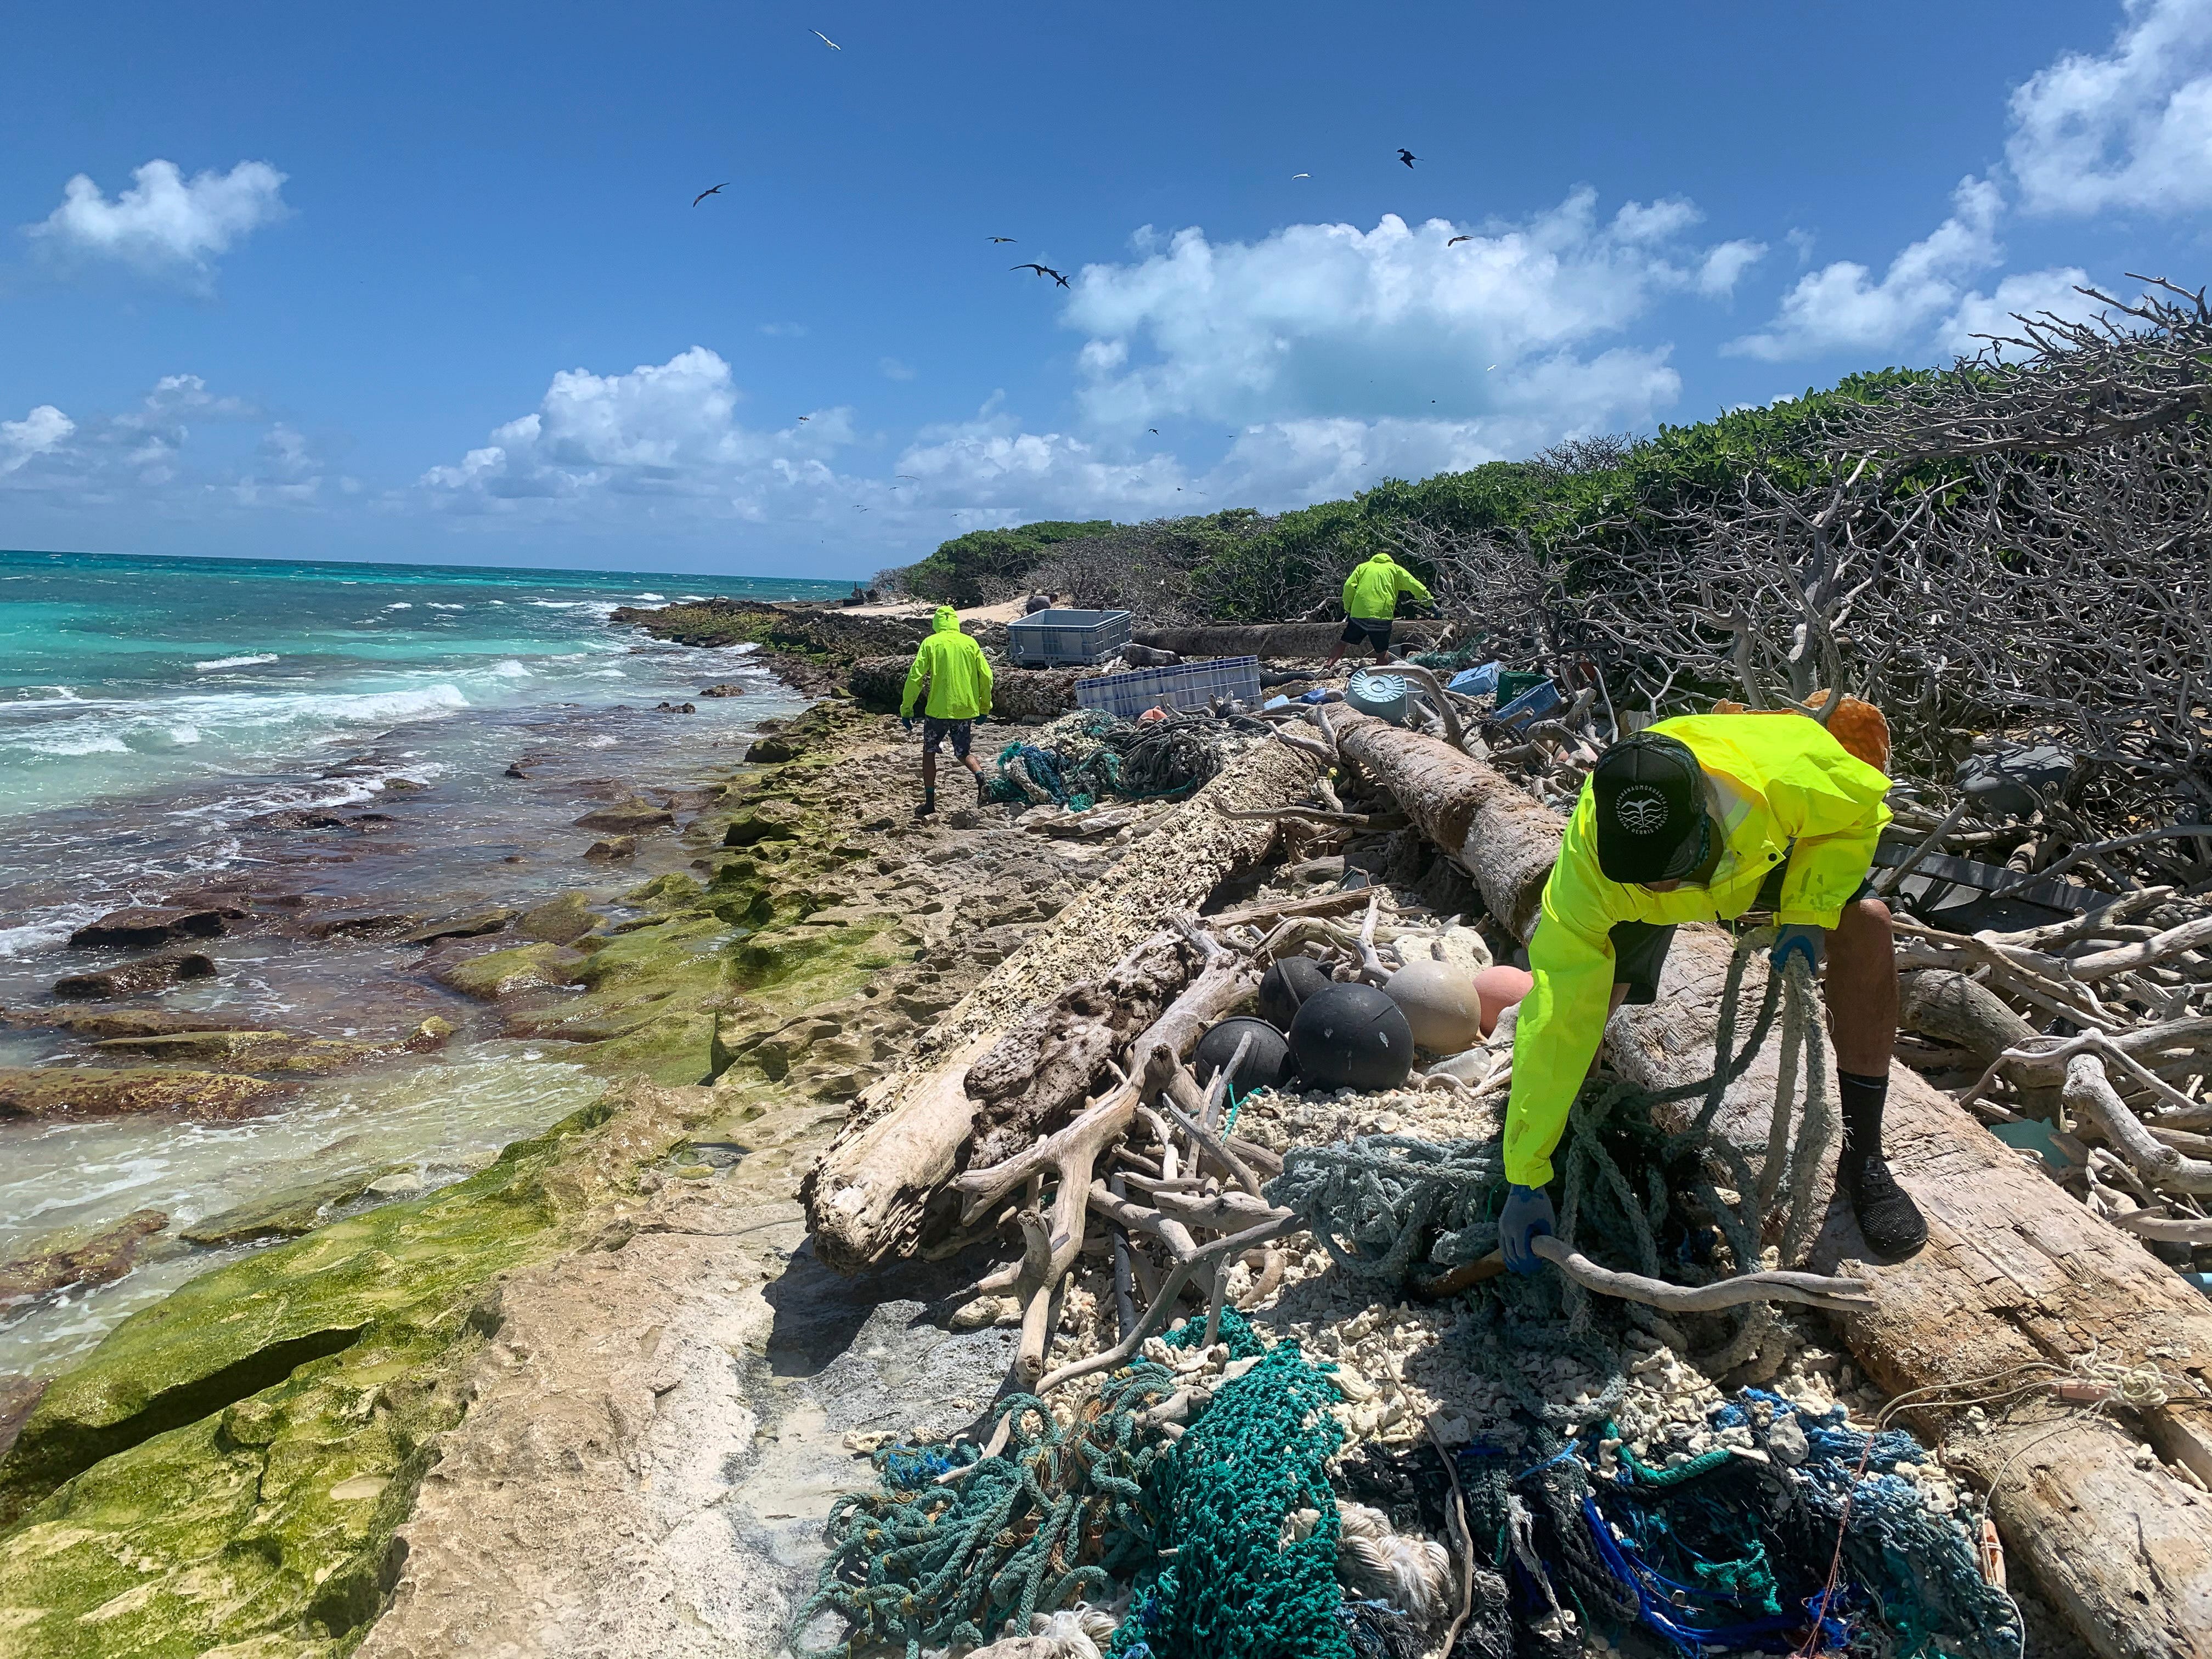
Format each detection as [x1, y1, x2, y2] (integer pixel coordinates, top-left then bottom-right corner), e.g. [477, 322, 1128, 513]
[876, 370, 1929, 624]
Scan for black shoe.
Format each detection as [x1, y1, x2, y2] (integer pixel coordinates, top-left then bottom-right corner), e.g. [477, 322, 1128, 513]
[913, 799, 935, 819]
[1839, 1154, 1927, 1259]
[976, 774, 990, 805]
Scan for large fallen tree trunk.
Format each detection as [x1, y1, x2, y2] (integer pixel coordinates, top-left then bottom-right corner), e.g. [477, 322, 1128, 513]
[1328, 707, 2212, 1659]
[1130, 620, 1449, 660]
[802, 737, 1321, 1270]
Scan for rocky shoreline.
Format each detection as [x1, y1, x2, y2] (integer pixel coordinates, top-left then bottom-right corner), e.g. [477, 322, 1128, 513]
[0, 662, 1123, 1654]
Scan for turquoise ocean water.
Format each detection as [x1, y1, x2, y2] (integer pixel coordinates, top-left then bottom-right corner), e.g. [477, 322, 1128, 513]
[1, 549, 839, 820]
[0, 548, 840, 955]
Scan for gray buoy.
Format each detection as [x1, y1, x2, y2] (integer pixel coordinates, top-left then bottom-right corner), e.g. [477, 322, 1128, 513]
[1288, 982, 1415, 1091]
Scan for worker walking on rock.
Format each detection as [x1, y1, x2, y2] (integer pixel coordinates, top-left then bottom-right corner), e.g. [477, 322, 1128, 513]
[1497, 714, 1927, 1272]
[1327, 551, 1432, 668]
[900, 605, 995, 819]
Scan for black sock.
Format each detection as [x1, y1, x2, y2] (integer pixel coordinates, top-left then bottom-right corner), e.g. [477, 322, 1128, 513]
[1836, 1069, 1888, 1171]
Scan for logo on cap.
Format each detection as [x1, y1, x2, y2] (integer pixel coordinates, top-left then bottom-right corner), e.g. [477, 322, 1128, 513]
[1615, 785, 1669, 837]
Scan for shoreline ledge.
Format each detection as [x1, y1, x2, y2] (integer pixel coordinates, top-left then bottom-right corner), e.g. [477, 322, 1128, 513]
[0, 663, 1105, 1656]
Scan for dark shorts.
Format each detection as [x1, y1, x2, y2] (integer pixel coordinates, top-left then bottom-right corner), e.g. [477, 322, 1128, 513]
[922, 716, 972, 759]
[1607, 866, 1880, 1005]
[1340, 617, 1393, 650]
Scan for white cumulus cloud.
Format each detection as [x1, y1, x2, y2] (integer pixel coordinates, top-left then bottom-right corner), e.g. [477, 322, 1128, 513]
[419, 347, 859, 518]
[1062, 194, 1760, 434]
[1, 405, 75, 475]
[26, 159, 289, 287]
[0, 375, 336, 505]
[1728, 177, 2004, 361]
[2008, 0, 2212, 216]
[1938, 267, 2102, 357]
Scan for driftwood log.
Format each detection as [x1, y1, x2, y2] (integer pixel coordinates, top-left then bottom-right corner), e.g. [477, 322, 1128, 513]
[1129, 620, 1448, 660]
[802, 737, 1320, 1270]
[1327, 706, 2212, 1659]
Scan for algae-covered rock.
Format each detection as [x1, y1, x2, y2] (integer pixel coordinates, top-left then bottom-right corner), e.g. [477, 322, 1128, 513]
[0, 1007, 258, 1039]
[89, 1030, 387, 1075]
[179, 1170, 393, 1247]
[432, 942, 579, 1000]
[0, 1209, 168, 1310]
[0, 1066, 292, 1120]
[402, 907, 516, 945]
[572, 796, 674, 833]
[583, 834, 636, 861]
[515, 891, 596, 945]
[52, 951, 218, 1000]
[721, 798, 807, 846]
[0, 1081, 718, 1656]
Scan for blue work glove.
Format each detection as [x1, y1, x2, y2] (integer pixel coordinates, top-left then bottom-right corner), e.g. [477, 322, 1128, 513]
[1498, 1184, 1555, 1276]
[900, 715, 915, 733]
[1770, 924, 1824, 977]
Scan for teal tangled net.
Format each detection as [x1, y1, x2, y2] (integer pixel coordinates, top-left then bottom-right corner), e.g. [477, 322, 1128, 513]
[1106, 1308, 1352, 1659]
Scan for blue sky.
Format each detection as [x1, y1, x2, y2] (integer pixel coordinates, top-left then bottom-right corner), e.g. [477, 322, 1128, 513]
[3, 0, 2210, 579]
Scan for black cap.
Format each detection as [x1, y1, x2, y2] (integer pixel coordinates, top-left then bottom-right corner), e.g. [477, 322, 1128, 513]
[1592, 732, 1708, 884]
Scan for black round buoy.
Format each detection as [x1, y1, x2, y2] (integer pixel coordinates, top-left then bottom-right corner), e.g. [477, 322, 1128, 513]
[1194, 1016, 1296, 1091]
[1288, 982, 1415, 1091]
[1258, 955, 1331, 1032]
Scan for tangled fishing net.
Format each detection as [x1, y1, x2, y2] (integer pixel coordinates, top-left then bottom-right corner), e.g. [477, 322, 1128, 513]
[987, 709, 1238, 812]
[1106, 1311, 1351, 1659]
[1336, 1388, 2021, 1659]
[791, 1310, 1351, 1659]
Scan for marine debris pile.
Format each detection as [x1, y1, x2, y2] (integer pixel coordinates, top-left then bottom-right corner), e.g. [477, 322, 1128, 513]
[789, 283, 2212, 1656]
[791, 771, 2024, 1657]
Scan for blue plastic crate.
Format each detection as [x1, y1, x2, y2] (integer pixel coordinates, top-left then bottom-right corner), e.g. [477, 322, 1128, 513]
[1494, 678, 1564, 725]
[1075, 656, 1262, 718]
[1006, 608, 1133, 668]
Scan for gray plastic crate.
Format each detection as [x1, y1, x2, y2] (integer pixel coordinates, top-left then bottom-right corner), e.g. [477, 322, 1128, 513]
[1005, 607, 1133, 668]
[1075, 656, 1262, 718]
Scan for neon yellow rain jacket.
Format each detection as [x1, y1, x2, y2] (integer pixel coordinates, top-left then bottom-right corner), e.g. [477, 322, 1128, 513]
[901, 606, 995, 720]
[1342, 553, 1432, 620]
[1503, 713, 1892, 1187]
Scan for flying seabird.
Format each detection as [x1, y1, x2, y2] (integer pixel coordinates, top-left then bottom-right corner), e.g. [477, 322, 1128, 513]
[797, 415, 811, 423]
[1291, 173, 1310, 179]
[1448, 234, 1472, 246]
[989, 236, 1017, 243]
[692, 183, 729, 207]
[811, 28, 840, 48]
[1012, 263, 1070, 287]
[1398, 148, 1417, 168]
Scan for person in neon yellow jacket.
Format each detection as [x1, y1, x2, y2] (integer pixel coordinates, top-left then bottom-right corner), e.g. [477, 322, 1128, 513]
[1325, 552, 1432, 668]
[900, 606, 995, 818]
[1497, 713, 1927, 1267]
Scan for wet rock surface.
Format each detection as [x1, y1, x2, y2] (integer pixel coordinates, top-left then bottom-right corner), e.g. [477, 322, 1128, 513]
[0, 1210, 170, 1310]
[0, 1065, 296, 1119]
[67, 905, 241, 950]
[52, 950, 218, 1000]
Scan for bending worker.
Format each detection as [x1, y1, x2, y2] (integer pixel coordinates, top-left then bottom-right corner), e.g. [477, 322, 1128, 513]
[1497, 714, 1927, 1272]
[900, 605, 995, 819]
[1326, 551, 1431, 668]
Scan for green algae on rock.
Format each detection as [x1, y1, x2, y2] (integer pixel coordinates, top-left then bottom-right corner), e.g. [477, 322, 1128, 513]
[0, 1066, 295, 1120]
[178, 1171, 404, 1249]
[0, 1080, 724, 1656]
